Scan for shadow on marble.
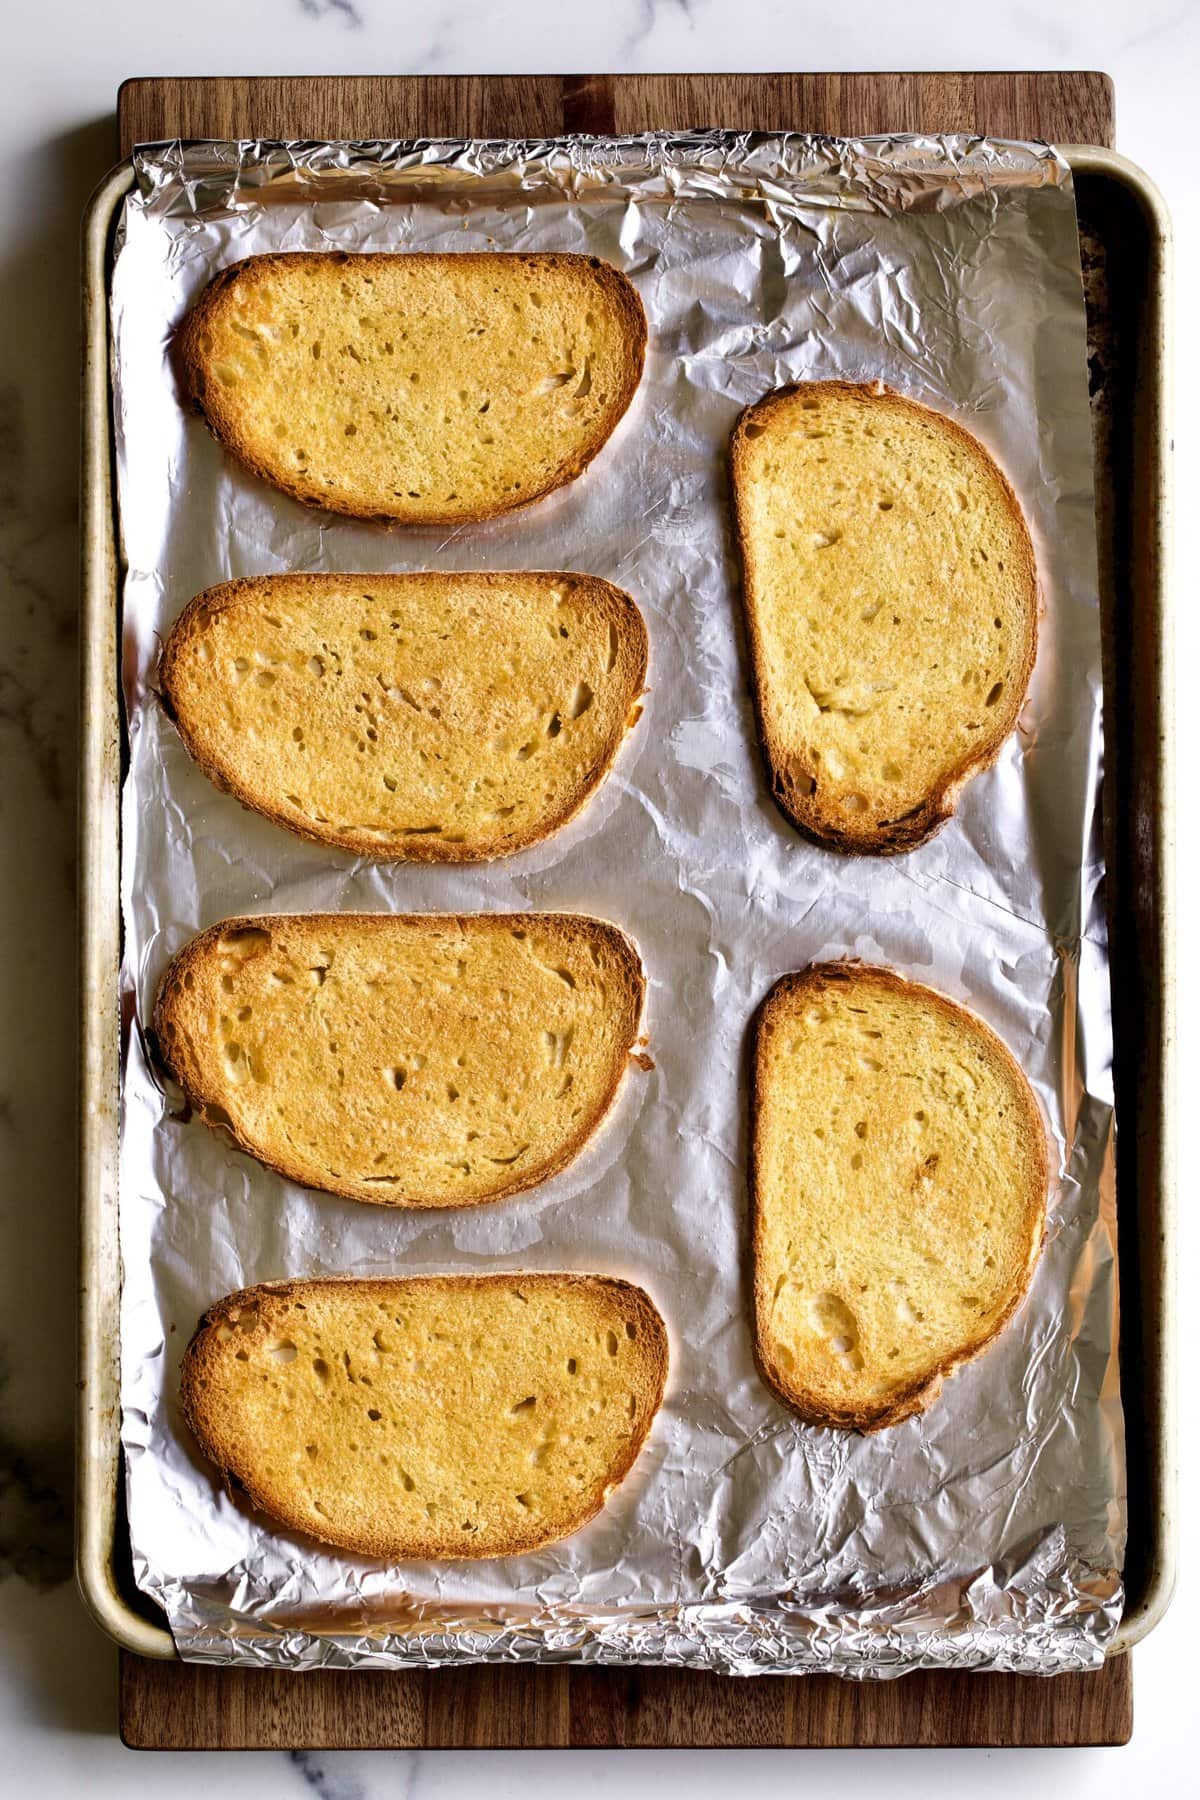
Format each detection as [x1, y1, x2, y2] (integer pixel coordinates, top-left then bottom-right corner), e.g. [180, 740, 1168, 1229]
[0, 113, 120, 1733]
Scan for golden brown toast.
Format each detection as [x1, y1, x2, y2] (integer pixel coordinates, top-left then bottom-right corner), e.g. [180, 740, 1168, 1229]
[178, 252, 646, 523]
[752, 962, 1047, 1430]
[731, 381, 1038, 854]
[153, 912, 645, 1207]
[159, 572, 647, 860]
[182, 1275, 668, 1559]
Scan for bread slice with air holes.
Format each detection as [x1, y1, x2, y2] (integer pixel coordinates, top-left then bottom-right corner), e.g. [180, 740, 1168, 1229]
[731, 380, 1039, 854]
[182, 1274, 668, 1560]
[752, 962, 1047, 1431]
[159, 571, 648, 861]
[152, 912, 645, 1208]
[177, 252, 646, 525]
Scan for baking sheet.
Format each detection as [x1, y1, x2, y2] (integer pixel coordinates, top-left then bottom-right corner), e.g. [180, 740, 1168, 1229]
[111, 133, 1123, 1676]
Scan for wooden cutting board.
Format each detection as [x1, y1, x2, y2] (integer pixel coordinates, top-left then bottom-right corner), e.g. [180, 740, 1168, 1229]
[114, 70, 1129, 1751]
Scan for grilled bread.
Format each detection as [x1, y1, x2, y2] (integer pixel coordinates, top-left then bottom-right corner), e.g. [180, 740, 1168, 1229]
[178, 252, 646, 524]
[752, 963, 1047, 1431]
[159, 572, 648, 861]
[182, 1275, 668, 1560]
[153, 913, 645, 1207]
[731, 381, 1038, 854]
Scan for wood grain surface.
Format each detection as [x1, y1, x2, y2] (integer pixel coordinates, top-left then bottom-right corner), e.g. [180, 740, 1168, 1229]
[120, 1656, 1132, 1750]
[114, 70, 1129, 1751]
[117, 70, 1115, 151]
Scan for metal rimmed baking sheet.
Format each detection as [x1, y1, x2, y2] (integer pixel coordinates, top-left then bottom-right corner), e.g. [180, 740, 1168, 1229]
[77, 140, 1173, 1668]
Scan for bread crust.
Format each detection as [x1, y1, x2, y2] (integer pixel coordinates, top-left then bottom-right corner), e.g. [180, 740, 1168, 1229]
[176, 251, 647, 526]
[181, 1274, 669, 1560]
[730, 381, 1040, 855]
[750, 961, 1049, 1431]
[158, 572, 649, 862]
[151, 912, 646, 1209]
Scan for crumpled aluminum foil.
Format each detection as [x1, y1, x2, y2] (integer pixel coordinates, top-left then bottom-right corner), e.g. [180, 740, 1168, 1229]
[110, 133, 1124, 1676]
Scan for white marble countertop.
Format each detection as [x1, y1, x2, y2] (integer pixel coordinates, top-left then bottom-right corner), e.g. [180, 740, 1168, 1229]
[1, 2, 1194, 1793]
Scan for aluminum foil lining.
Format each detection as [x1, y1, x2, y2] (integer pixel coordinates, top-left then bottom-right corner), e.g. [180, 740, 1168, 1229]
[111, 133, 1124, 1677]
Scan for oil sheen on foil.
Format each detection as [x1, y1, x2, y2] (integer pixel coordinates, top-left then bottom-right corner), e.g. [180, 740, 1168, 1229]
[110, 134, 1123, 1676]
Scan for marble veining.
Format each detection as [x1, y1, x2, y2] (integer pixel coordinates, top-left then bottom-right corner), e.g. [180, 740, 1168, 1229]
[0, 1374, 72, 1592]
[0, 99, 91, 1696]
[633, 0, 699, 44]
[291, 1751, 377, 1800]
[0, 386, 76, 817]
[299, 0, 365, 27]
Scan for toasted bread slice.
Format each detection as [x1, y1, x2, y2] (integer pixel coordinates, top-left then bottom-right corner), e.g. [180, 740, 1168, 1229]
[159, 572, 648, 861]
[182, 1275, 668, 1560]
[752, 963, 1047, 1430]
[731, 381, 1038, 854]
[178, 252, 646, 524]
[153, 913, 645, 1207]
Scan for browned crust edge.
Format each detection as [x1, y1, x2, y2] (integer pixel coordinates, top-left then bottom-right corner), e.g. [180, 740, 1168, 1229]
[729, 380, 1041, 856]
[176, 252, 648, 526]
[151, 912, 647, 1209]
[180, 1273, 670, 1561]
[749, 960, 1050, 1432]
[158, 571, 650, 863]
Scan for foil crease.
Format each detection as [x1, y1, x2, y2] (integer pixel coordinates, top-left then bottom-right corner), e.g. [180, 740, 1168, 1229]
[110, 133, 1124, 1676]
